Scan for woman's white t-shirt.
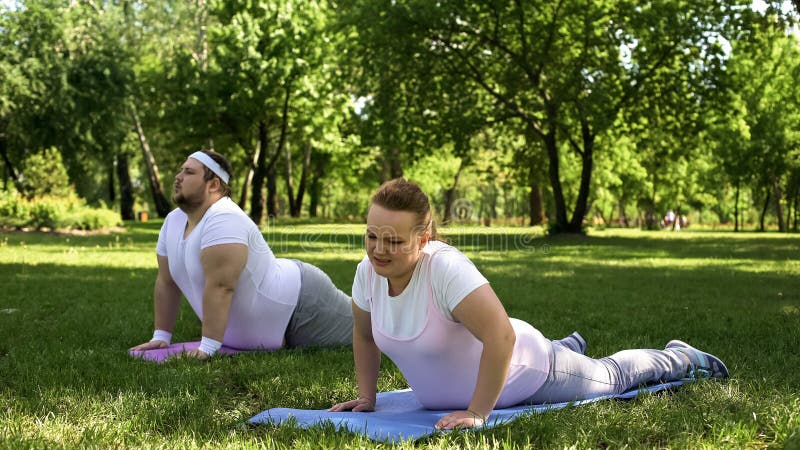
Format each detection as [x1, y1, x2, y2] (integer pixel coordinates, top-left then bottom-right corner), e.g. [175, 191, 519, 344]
[351, 240, 489, 337]
[351, 240, 552, 408]
[156, 197, 301, 349]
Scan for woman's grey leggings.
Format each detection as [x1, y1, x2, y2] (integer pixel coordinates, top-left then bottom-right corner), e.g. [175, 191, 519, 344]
[527, 338, 689, 404]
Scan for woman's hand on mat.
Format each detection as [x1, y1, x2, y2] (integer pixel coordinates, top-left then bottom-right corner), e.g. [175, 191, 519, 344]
[435, 410, 486, 430]
[129, 340, 168, 351]
[328, 397, 375, 412]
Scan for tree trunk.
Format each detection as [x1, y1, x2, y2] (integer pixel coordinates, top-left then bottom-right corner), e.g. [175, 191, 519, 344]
[568, 120, 594, 233]
[266, 80, 293, 219]
[116, 153, 135, 221]
[290, 143, 312, 217]
[442, 188, 456, 225]
[644, 174, 658, 230]
[794, 185, 799, 232]
[238, 143, 260, 211]
[786, 189, 793, 232]
[130, 104, 171, 217]
[250, 121, 269, 224]
[108, 159, 116, 204]
[284, 142, 296, 215]
[541, 118, 568, 232]
[390, 147, 403, 179]
[284, 141, 311, 218]
[536, 96, 572, 233]
[308, 152, 330, 218]
[381, 147, 403, 181]
[734, 180, 740, 232]
[0, 138, 22, 192]
[501, 186, 512, 219]
[528, 184, 545, 226]
[618, 202, 629, 227]
[442, 157, 467, 225]
[759, 188, 771, 232]
[773, 175, 786, 232]
[266, 164, 279, 218]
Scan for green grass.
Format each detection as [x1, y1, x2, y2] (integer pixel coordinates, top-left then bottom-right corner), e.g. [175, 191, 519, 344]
[1, 223, 799, 449]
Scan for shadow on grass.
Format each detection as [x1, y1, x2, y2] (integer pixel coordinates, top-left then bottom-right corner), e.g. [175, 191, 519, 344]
[254, 228, 800, 262]
[5, 222, 796, 260]
[1, 228, 799, 444]
[454, 232, 799, 261]
[2, 252, 798, 387]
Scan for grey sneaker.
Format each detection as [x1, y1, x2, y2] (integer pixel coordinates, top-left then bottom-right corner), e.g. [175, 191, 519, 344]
[666, 339, 729, 379]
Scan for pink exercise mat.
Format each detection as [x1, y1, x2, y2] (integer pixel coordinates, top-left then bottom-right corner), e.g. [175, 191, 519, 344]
[128, 342, 247, 363]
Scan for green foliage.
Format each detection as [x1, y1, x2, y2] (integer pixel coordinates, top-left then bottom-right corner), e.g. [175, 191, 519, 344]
[19, 147, 71, 199]
[0, 189, 120, 231]
[1, 0, 799, 231]
[0, 190, 29, 228]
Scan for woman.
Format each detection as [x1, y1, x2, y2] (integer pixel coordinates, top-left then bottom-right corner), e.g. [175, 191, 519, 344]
[330, 178, 728, 430]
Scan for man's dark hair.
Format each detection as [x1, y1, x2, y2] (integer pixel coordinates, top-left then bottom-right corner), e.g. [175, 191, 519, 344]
[201, 150, 233, 197]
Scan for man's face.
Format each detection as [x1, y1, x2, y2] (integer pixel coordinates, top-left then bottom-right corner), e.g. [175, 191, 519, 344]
[173, 158, 209, 210]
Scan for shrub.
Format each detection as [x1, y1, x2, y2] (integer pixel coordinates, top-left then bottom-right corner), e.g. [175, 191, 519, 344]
[19, 147, 72, 199]
[0, 189, 121, 231]
[0, 190, 29, 228]
[60, 207, 121, 230]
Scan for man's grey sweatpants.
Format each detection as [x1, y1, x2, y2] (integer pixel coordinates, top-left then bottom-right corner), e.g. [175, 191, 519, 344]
[284, 260, 353, 348]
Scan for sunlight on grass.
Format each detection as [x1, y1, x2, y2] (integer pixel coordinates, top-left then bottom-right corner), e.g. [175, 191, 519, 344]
[1, 223, 799, 448]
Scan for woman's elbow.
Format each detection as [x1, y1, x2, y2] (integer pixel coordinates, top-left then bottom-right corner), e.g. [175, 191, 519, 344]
[497, 321, 516, 352]
[505, 328, 517, 349]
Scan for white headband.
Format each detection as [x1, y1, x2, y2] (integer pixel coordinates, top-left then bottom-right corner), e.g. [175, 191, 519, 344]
[189, 151, 230, 184]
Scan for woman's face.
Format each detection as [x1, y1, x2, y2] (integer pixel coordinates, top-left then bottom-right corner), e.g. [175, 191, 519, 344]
[365, 204, 429, 282]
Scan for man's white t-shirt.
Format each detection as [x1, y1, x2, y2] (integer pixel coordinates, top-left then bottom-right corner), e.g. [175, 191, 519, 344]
[351, 240, 489, 337]
[156, 197, 301, 349]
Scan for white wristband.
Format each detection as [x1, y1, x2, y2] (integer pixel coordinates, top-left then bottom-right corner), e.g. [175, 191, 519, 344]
[151, 329, 172, 345]
[198, 336, 223, 356]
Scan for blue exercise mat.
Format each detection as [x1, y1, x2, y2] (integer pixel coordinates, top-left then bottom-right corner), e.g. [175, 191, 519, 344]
[249, 380, 687, 443]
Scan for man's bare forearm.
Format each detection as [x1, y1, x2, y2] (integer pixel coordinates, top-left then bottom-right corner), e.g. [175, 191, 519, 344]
[154, 277, 182, 332]
[200, 284, 235, 341]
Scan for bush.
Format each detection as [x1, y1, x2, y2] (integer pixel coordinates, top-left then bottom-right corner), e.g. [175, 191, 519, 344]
[0, 190, 30, 228]
[60, 207, 121, 230]
[19, 147, 72, 199]
[0, 189, 121, 231]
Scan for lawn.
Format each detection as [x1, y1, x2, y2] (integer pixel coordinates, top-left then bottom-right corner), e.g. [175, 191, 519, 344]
[1, 223, 799, 449]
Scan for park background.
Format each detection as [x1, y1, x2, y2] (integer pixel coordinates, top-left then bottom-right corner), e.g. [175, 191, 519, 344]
[0, 0, 799, 232]
[1, 0, 800, 449]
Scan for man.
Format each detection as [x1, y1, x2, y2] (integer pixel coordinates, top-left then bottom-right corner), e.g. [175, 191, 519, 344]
[130, 150, 353, 359]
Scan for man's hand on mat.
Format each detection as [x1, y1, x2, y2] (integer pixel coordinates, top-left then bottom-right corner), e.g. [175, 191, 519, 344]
[328, 397, 375, 412]
[435, 410, 486, 430]
[129, 340, 169, 351]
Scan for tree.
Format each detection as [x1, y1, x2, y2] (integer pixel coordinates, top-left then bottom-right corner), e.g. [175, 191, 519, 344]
[336, 0, 745, 233]
[711, 8, 800, 231]
[0, 1, 71, 192]
[206, 0, 341, 222]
